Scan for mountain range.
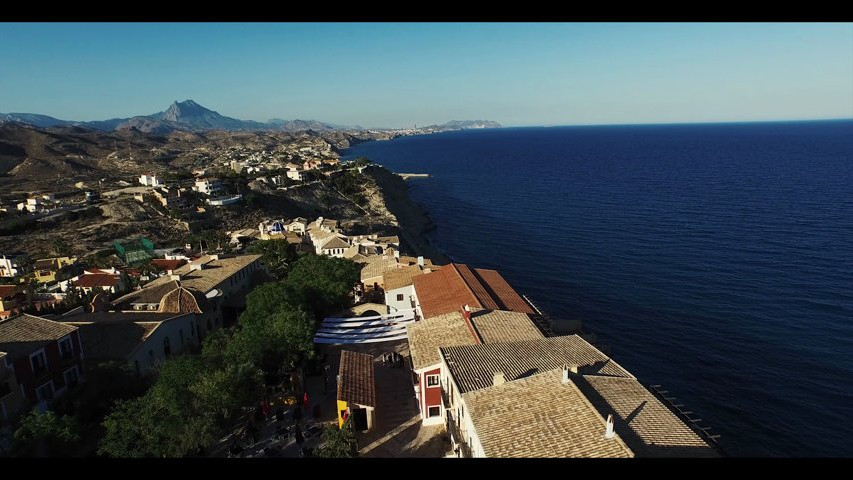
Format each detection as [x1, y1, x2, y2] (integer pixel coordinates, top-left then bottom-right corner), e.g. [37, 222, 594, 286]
[0, 100, 500, 134]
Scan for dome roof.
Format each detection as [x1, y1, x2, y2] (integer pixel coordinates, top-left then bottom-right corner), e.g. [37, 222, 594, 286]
[158, 286, 208, 314]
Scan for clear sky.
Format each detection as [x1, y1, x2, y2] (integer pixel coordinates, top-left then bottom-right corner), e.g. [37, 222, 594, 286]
[1, 22, 851, 128]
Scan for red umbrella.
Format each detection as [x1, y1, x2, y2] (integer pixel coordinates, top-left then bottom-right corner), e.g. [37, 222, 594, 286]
[302, 392, 309, 410]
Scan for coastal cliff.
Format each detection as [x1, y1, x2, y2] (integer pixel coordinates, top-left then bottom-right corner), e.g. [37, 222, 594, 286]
[361, 165, 449, 264]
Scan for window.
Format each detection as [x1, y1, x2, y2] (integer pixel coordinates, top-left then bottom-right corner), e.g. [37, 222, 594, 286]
[30, 350, 47, 375]
[36, 382, 54, 402]
[427, 406, 441, 418]
[396, 294, 404, 301]
[59, 337, 73, 360]
[64, 367, 79, 388]
[426, 374, 440, 387]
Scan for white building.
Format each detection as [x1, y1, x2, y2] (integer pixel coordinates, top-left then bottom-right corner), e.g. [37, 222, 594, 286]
[193, 178, 225, 196]
[0, 254, 27, 278]
[319, 236, 350, 258]
[138, 174, 161, 187]
[383, 262, 431, 314]
[206, 195, 242, 206]
[286, 218, 308, 234]
[286, 169, 306, 182]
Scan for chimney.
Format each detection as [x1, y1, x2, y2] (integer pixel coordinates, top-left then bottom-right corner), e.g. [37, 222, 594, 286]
[605, 414, 615, 439]
[166, 269, 174, 275]
[169, 274, 181, 282]
[492, 372, 506, 387]
[394, 249, 400, 260]
[460, 305, 481, 344]
[417, 256, 424, 268]
[562, 365, 570, 384]
[191, 263, 203, 271]
[209, 254, 219, 261]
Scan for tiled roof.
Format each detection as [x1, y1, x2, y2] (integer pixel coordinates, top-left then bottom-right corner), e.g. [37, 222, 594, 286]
[66, 321, 161, 361]
[0, 285, 18, 299]
[33, 259, 55, 270]
[462, 369, 634, 458]
[72, 273, 121, 288]
[321, 237, 350, 250]
[159, 287, 207, 314]
[407, 312, 477, 371]
[166, 254, 262, 294]
[441, 335, 633, 394]
[374, 235, 400, 244]
[360, 255, 399, 282]
[337, 350, 376, 408]
[578, 376, 718, 457]
[342, 245, 361, 259]
[413, 263, 534, 320]
[113, 280, 181, 308]
[469, 309, 545, 344]
[383, 265, 426, 291]
[473, 269, 536, 314]
[0, 314, 78, 361]
[150, 259, 186, 271]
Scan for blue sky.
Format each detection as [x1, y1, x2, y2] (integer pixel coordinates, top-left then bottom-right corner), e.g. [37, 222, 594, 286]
[1, 23, 851, 128]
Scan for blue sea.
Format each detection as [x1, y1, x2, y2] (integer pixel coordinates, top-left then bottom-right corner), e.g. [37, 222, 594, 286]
[344, 120, 853, 457]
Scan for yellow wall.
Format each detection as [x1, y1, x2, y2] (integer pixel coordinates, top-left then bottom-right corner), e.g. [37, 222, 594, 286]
[33, 257, 77, 283]
[337, 400, 348, 429]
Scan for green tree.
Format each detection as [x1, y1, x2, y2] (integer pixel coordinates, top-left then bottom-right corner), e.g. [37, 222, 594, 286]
[190, 362, 264, 421]
[284, 254, 360, 318]
[350, 156, 371, 168]
[315, 417, 358, 458]
[247, 239, 298, 279]
[13, 409, 80, 457]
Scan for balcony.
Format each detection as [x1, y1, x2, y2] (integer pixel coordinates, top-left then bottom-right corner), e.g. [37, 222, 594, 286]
[445, 412, 472, 458]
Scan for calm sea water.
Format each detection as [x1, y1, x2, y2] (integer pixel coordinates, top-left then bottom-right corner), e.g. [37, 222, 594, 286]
[345, 121, 853, 457]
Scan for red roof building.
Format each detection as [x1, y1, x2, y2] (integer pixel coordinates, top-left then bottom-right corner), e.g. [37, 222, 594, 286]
[412, 263, 535, 320]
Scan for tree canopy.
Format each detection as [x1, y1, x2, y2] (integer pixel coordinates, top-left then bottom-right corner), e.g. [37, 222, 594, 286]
[315, 417, 358, 458]
[13, 409, 80, 457]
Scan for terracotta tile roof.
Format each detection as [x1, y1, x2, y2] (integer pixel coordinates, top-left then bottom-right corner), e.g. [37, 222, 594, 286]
[321, 236, 350, 250]
[407, 312, 477, 371]
[337, 350, 376, 408]
[33, 259, 55, 270]
[473, 269, 536, 315]
[72, 273, 121, 288]
[578, 376, 718, 457]
[469, 309, 545, 343]
[0, 314, 78, 361]
[0, 285, 18, 299]
[383, 265, 426, 292]
[441, 335, 633, 394]
[150, 259, 186, 271]
[461, 369, 634, 458]
[413, 263, 534, 319]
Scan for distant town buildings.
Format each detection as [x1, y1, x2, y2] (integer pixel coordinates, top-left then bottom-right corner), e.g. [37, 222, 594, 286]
[138, 174, 162, 187]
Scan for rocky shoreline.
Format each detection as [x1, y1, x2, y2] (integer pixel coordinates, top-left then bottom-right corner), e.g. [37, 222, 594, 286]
[362, 165, 449, 264]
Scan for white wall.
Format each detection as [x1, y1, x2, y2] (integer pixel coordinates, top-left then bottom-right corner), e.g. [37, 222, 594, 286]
[385, 285, 415, 314]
